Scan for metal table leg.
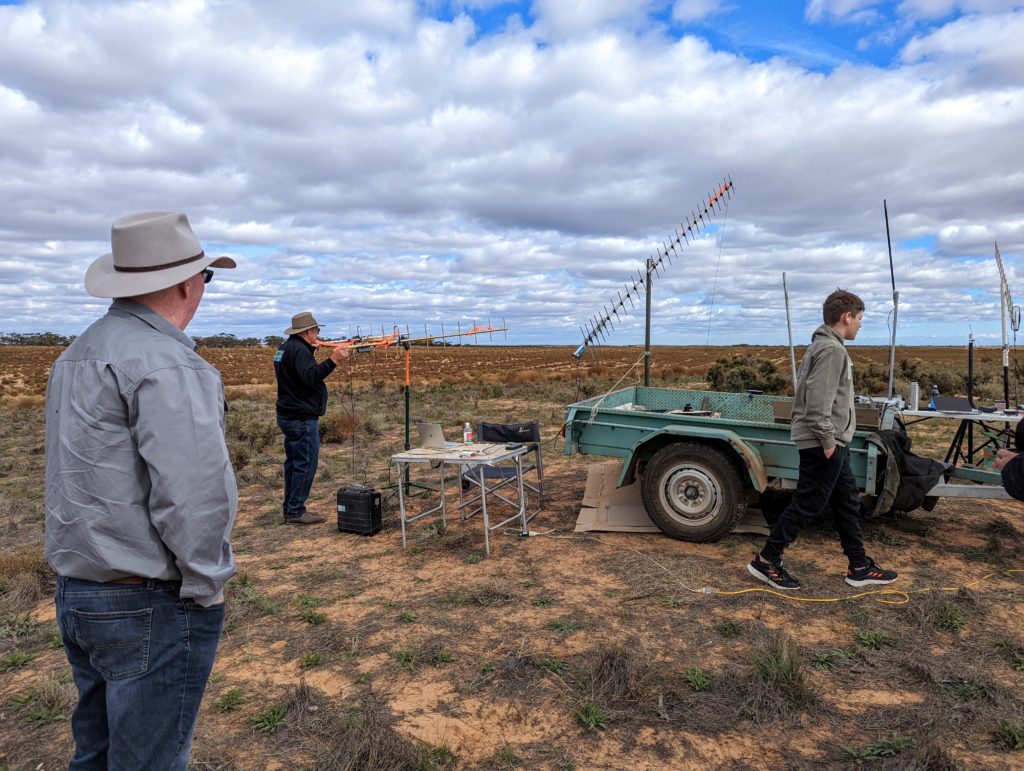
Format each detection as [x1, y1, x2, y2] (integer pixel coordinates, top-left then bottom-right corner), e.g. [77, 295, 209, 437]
[396, 460, 408, 547]
[480, 468, 490, 556]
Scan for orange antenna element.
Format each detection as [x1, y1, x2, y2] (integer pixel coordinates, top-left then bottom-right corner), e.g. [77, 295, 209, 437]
[315, 321, 508, 354]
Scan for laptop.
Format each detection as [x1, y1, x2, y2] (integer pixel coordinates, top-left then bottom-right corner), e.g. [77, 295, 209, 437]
[415, 422, 461, 450]
[932, 395, 976, 413]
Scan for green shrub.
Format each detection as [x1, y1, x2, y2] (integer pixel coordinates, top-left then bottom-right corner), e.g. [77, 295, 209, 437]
[299, 653, 324, 669]
[362, 412, 387, 436]
[300, 609, 327, 625]
[224, 401, 278, 470]
[716, 620, 742, 638]
[251, 703, 287, 733]
[853, 362, 890, 396]
[993, 719, 1024, 751]
[856, 630, 894, 650]
[9, 680, 74, 723]
[549, 618, 578, 635]
[936, 605, 966, 631]
[296, 594, 324, 610]
[753, 635, 805, 692]
[845, 733, 911, 763]
[573, 701, 609, 731]
[813, 648, 854, 671]
[213, 687, 245, 712]
[707, 356, 786, 394]
[319, 410, 359, 443]
[0, 650, 36, 672]
[683, 666, 710, 691]
[540, 657, 566, 674]
[428, 649, 455, 666]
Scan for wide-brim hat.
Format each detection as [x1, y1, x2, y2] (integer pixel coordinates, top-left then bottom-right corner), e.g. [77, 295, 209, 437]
[85, 211, 236, 298]
[285, 311, 320, 336]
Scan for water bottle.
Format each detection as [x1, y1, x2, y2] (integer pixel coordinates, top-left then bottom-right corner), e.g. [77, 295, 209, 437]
[928, 384, 939, 410]
[463, 422, 474, 443]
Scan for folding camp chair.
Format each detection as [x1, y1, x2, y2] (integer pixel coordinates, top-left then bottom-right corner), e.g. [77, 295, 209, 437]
[459, 420, 544, 522]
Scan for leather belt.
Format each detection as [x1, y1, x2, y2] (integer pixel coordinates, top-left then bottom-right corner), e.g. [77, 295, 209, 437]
[108, 576, 146, 585]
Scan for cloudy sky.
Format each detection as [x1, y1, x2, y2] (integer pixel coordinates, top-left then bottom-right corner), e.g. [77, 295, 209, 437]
[1, 0, 1022, 349]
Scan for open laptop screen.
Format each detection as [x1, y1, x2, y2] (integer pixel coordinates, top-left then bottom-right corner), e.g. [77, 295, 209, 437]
[932, 396, 975, 413]
[415, 422, 460, 449]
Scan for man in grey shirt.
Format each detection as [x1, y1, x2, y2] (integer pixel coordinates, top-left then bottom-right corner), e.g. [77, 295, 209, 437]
[46, 211, 238, 770]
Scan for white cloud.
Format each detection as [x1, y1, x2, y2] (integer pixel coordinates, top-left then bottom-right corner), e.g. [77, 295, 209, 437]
[672, 0, 728, 23]
[0, 0, 1020, 345]
[805, 0, 884, 24]
[531, 0, 655, 37]
[900, 9, 1024, 88]
[898, 0, 1024, 20]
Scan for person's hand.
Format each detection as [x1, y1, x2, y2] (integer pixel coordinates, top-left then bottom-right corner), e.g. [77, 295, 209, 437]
[329, 345, 350, 364]
[823, 446, 835, 459]
[993, 448, 1019, 470]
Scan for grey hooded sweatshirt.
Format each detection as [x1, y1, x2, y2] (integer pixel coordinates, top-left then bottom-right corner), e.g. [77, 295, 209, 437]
[790, 324, 856, 451]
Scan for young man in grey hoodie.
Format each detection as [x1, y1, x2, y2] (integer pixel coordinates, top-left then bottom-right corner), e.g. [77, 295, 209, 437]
[747, 289, 898, 590]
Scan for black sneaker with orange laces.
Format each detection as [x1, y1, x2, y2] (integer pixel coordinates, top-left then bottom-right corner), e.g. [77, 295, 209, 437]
[747, 555, 801, 590]
[845, 557, 898, 587]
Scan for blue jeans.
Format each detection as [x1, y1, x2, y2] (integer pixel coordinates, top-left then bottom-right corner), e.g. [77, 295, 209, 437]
[55, 576, 224, 771]
[277, 416, 320, 518]
[761, 445, 866, 565]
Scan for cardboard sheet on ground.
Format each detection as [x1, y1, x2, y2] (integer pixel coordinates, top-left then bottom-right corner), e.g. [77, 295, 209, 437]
[575, 462, 770, 536]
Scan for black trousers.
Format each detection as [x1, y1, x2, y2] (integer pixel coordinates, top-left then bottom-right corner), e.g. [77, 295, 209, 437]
[761, 444, 866, 565]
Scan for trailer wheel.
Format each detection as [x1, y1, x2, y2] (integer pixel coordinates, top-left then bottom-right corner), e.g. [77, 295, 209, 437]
[640, 442, 747, 542]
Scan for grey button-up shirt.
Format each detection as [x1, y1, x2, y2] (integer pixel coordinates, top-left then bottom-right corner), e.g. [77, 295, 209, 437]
[45, 299, 237, 606]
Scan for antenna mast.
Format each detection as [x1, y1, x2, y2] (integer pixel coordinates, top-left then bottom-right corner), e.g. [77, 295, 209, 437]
[783, 272, 798, 387]
[883, 200, 899, 400]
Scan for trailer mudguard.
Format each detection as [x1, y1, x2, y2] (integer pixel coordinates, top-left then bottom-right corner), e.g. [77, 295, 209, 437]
[616, 425, 768, 492]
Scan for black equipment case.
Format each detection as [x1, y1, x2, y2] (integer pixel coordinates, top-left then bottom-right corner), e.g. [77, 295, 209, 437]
[337, 485, 382, 535]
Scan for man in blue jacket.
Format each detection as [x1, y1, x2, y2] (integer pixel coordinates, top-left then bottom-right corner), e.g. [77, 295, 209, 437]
[274, 311, 349, 524]
[994, 448, 1024, 500]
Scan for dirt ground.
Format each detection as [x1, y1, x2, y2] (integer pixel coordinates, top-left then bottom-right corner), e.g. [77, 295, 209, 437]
[2, 345, 1023, 770]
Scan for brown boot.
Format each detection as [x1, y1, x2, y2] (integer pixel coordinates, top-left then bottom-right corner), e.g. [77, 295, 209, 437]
[285, 512, 326, 525]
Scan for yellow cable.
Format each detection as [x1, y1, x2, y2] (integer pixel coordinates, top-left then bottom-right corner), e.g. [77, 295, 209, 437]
[705, 586, 913, 605]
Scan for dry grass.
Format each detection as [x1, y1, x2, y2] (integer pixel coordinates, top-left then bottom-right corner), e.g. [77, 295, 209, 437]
[3, 345, 1024, 768]
[0, 547, 52, 616]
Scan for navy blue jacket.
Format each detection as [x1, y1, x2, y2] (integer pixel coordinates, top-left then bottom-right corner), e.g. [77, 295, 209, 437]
[274, 336, 336, 420]
[1001, 453, 1024, 501]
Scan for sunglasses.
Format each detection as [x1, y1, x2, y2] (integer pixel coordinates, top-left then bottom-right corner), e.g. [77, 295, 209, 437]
[201, 269, 214, 284]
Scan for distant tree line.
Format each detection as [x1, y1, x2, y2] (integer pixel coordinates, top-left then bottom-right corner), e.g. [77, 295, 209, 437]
[1, 331, 283, 347]
[192, 333, 280, 348]
[1, 331, 77, 346]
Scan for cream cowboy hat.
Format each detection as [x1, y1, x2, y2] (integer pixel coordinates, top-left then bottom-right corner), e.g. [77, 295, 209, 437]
[85, 211, 237, 298]
[284, 311, 320, 336]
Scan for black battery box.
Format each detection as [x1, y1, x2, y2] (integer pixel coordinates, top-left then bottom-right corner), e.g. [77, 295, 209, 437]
[337, 485, 382, 535]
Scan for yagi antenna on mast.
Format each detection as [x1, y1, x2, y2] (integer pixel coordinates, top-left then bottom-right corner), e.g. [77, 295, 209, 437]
[995, 242, 1019, 331]
[994, 241, 1018, 409]
[572, 177, 734, 358]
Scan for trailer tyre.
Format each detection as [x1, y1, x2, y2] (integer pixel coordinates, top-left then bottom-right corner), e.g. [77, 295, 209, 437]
[641, 442, 747, 542]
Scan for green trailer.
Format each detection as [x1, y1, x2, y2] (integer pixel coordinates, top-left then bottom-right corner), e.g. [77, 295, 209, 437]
[564, 386, 1007, 542]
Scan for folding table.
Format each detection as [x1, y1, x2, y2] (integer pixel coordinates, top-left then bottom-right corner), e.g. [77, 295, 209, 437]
[391, 443, 529, 556]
